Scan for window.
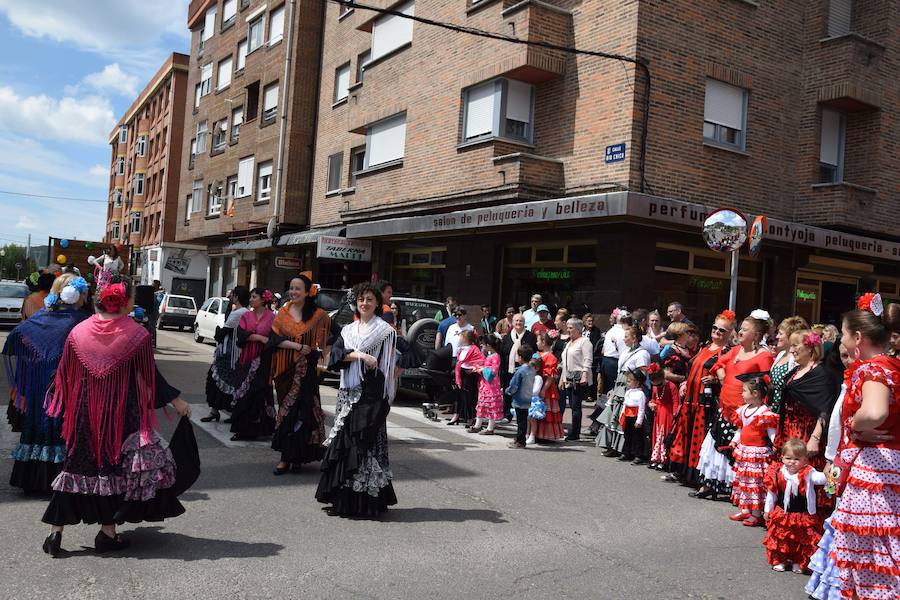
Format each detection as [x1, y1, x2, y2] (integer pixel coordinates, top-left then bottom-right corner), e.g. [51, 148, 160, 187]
[269, 5, 285, 43]
[189, 139, 197, 169]
[349, 147, 365, 187]
[237, 39, 248, 70]
[217, 56, 233, 90]
[356, 50, 370, 84]
[115, 157, 125, 175]
[111, 221, 120, 239]
[237, 155, 255, 197]
[212, 118, 228, 151]
[819, 108, 845, 184]
[200, 63, 212, 97]
[191, 180, 204, 214]
[365, 113, 406, 168]
[231, 106, 243, 142]
[703, 79, 747, 150]
[208, 182, 223, 216]
[113, 189, 123, 207]
[257, 160, 273, 202]
[196, 120, 208, 153]
[222, 0, 237, 28]
[327, 152, 343, 192]
[262, 82, 279, 123]
[131, 211, 142, 233]
[225, 174, 237, 215]
[203, 6, 217, 41]
[118, 126, 128, 143]
[828, 0, 852, 37]
[248, 15, 264, 52]
[340, 2, 353, 17]
[136, 135, 147, 157]
[133, 173, 145, 195]
[463, 78, 534, 142]
[194, 83, 201, 109]
[371, 1, 414, 61]
[334, 63, 350, 103]
[245, 81, 260, 120]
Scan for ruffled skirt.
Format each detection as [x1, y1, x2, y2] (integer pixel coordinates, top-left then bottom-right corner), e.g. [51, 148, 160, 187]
[534, 393, 564, 441]
[731, 444, 771, 510]
[596, 397, 624, 451]
[475, 381, 504, 421]
[806, 515, 842, 600]
[762, 506, 821, 568]
[697, 432, 734, 490]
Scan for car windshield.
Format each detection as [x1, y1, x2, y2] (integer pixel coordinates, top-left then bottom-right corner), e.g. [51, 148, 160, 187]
[0, 284, 28, 298]
[168, 297, 195, 309]
[316, 289, 347, 312]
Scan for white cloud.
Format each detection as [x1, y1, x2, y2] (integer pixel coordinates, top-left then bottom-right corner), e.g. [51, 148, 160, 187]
[89, 164, 109, 179]
[71, 63, 141, 97]
[0, 135, 110, 189]
[15, 215, 37, 230]
[0, 86, 116, 145]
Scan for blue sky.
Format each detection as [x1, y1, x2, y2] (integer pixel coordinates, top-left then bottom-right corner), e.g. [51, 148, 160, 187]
[0, 0, 190, 250]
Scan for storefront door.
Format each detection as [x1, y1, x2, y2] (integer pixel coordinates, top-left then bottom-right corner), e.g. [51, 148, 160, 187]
[794, 272, 858, 326]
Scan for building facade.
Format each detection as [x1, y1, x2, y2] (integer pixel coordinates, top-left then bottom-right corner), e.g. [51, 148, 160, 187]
[296, 0, 898, 327]
[176, 0, 324, 298]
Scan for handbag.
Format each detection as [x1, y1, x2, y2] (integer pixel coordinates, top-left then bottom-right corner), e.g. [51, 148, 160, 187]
[528, 397, 547, 420]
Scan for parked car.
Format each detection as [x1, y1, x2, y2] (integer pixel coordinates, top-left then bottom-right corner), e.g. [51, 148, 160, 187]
[0, 281, 28, 325]
[193, 296, 229, 343]
[157, 293, 198, 332]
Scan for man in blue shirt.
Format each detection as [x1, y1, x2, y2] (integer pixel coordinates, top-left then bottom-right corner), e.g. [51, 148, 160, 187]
[522, 294, 542, 330]
[435, 297, 458, 350]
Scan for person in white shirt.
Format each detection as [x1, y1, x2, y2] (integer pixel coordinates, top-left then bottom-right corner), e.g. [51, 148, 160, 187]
[522, 294, 542, 330]
[600, 309, 630, 403]
[445, 308, 475, 359]
[632, 308, 660, 357]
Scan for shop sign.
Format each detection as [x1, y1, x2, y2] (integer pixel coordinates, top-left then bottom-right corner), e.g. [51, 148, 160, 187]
[689, 276, 725, 290]
[164, 250, 191, 275]
[796, 289, 817, 301]
[533, 268, 572, 281]
[275, 256, 302, 270]
[605, 143, 626, 163]
[316, 236, 372, 262]
[149, 249, 159, 261]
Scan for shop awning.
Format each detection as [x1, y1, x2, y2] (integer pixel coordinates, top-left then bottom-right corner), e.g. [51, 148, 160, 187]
[224, 238, 273, 251]
[277, 227, 344, 247]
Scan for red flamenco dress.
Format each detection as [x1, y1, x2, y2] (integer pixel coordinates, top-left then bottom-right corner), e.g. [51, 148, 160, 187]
[830, 356, 900, 599]
[762, 462, 827, 569]
[649, 380, 678, 464]
[730, 404, 777, 511]
[534, 351, 564, 441]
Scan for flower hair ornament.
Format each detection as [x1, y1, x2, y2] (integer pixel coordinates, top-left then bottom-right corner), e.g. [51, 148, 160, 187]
[59, 277, 88, 305]
[718, 309, 736, 322]
[804, 332, 822, 348]
[749, 308, 771, 322]
[43, 292, 60, 309]
[647, 363, 662, 376]
[261, 289, 274, 303]
[611, 308, 621, 319]
[857, 292, 884, 317]
[99, 282, 128, 313]
[299, 271, 318, 298]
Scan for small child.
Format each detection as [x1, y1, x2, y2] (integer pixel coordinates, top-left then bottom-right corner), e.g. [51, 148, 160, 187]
[648, 364, 678, 470]
[525, 355, 546, 445]
[505, 346, 536, 449]
[618, 368, 647, 463]
[729, 374, 778, 527]
[762, 438, 827, 573]
[451, 330, 484, 427]
[469, 334, 505, 435]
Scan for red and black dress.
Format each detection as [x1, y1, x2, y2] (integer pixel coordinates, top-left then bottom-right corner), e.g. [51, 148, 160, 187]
[762, 462, 827, 569]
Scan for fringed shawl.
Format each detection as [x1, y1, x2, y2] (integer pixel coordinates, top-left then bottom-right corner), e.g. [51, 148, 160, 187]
[270, 304, 331, 381]
[3, 307, 88, 411]
[46, 314, 158, 467]
[339, 317, 397, 402]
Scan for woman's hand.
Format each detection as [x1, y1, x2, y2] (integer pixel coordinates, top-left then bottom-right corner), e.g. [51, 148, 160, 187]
[852, 428, 893, 444]
[806, 436, 820, 457]
[580, 372, 588, 386]
[679, 381, 687, 397]
[171, 398, 192, 418]
[700, 374, 715, 384]
[356, 352, 377, 370]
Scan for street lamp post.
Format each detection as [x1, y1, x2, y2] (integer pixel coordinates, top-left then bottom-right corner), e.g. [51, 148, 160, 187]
[0, 248, 5, 280]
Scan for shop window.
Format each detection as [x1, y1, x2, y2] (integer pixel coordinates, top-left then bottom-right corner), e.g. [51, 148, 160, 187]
[878, 280, 898, 296]
[692, 254, 727, 272]
[535, 247, 564, 262]
[430, 250, 446, 264]
[655, 247, 690, 270]
[567, 244, 595, 264]
[393, 253, 411, 266]
[504, 246, 532, 264]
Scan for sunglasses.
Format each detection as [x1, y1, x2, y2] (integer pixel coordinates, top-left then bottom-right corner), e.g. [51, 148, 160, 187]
[711, 325, 729, 334]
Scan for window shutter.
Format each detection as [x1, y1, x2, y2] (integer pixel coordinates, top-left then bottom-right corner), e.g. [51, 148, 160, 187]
[201, 63, 212, 82]
[828, 0, 852, 37]
[237, 40, 248, 69]
[269, 6, 285, 41]
[218, 57, 232, 88]
[237, 156, 255, 197]
[465, 81, 496, 139]
[335, 64, 350, 101]
[371, 1, 414, 60]
[506, 79, 532, 123]
[223, 0, 236, 22]
[203, 7, 216, 40]
[819, 109, 842, 165]
[263, 84, 279, 111]
[233, 108, 243, 126]
[704, 79, 744, 130]
[367, 114, 406, 166]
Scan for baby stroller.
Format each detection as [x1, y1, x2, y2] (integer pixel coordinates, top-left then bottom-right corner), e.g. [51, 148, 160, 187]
[420, 344, 456, 421]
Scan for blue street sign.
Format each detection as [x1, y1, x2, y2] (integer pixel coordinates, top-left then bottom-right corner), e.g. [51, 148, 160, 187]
[605, 143, 626, 163]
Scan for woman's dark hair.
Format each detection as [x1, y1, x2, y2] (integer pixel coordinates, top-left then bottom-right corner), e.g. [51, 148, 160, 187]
[108, 246, 119, 259]
[37, 272, 56, 292]
[843, 303, 900, 348]
[537, 331, 553, 349]
[377, 280, 393, 294]
[624, 324, 643, 342]
[232, 286, 251, 308]
[517, 344, 535, 363]
[483, 333, 501, 352]
[289, 276, 318, 322]
[741, 375, 772, 400]
[743, 316, 769, 339]
[351, 282, 382, 317]
[95, 275, 133, 313]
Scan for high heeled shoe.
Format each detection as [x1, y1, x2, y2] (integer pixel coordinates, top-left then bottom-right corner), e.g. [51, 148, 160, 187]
[200, 411, 220, 422]
[273, 464, 289, 476]
[94, 530, 130, 553]
[688, 487, 718, 500]
[42, 532, 62, 557]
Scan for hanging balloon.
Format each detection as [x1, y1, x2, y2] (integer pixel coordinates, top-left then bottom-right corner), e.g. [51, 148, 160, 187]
[85, 241, 94, 250]
[85, 273, 94, 284]
[60, 239, 70, 248]
[57, 254, 67, 264]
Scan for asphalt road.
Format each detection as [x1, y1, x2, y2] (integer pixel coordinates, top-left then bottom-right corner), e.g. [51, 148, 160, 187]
[0, 324, 808, 599]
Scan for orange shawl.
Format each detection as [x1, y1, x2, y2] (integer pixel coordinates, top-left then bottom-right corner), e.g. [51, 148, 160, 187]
[270, 304, 332, 381]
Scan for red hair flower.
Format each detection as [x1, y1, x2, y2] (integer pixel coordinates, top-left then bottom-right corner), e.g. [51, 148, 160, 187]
[857, 292, 884, 316]
[261, 289, 273, 303]
[805, 332, 822, 348]
[99, 283, 127, 313]
[647, 363, 662, 375]
[718, 309, 736, 322]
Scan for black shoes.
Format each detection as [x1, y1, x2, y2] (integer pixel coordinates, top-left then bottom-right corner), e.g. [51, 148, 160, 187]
[200, 411, 220, 422]
[94, 530, 130, 553]
[42, 532, 62, 557]
[688, 487, 719, 501]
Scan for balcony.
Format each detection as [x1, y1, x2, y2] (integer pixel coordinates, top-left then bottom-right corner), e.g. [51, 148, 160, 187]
[797, 182, 888, 234]
[492, 1, 570, 83]
[814, 34, 885, 111]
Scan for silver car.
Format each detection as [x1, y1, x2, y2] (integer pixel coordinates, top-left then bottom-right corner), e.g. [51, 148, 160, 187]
[0, 281, 29, 324]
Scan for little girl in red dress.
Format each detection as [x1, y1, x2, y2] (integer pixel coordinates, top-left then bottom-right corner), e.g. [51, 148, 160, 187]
[729, 373, 778, 527]
[763, 438, 827, 573]
[648, 364, 677, 470]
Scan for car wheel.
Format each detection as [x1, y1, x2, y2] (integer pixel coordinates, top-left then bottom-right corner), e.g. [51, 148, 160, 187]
[194, 328, 203, 343]
[178, 326, 184, 331]
[157, 321, 165, 330]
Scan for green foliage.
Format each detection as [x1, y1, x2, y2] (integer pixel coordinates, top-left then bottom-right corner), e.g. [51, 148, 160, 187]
[0, 244, 37, 281]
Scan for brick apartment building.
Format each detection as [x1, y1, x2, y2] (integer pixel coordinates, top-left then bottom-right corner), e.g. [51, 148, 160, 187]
[104, 53, 209, 299]
[292, 0, 899, 327]
[176, 0, 323, 298]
